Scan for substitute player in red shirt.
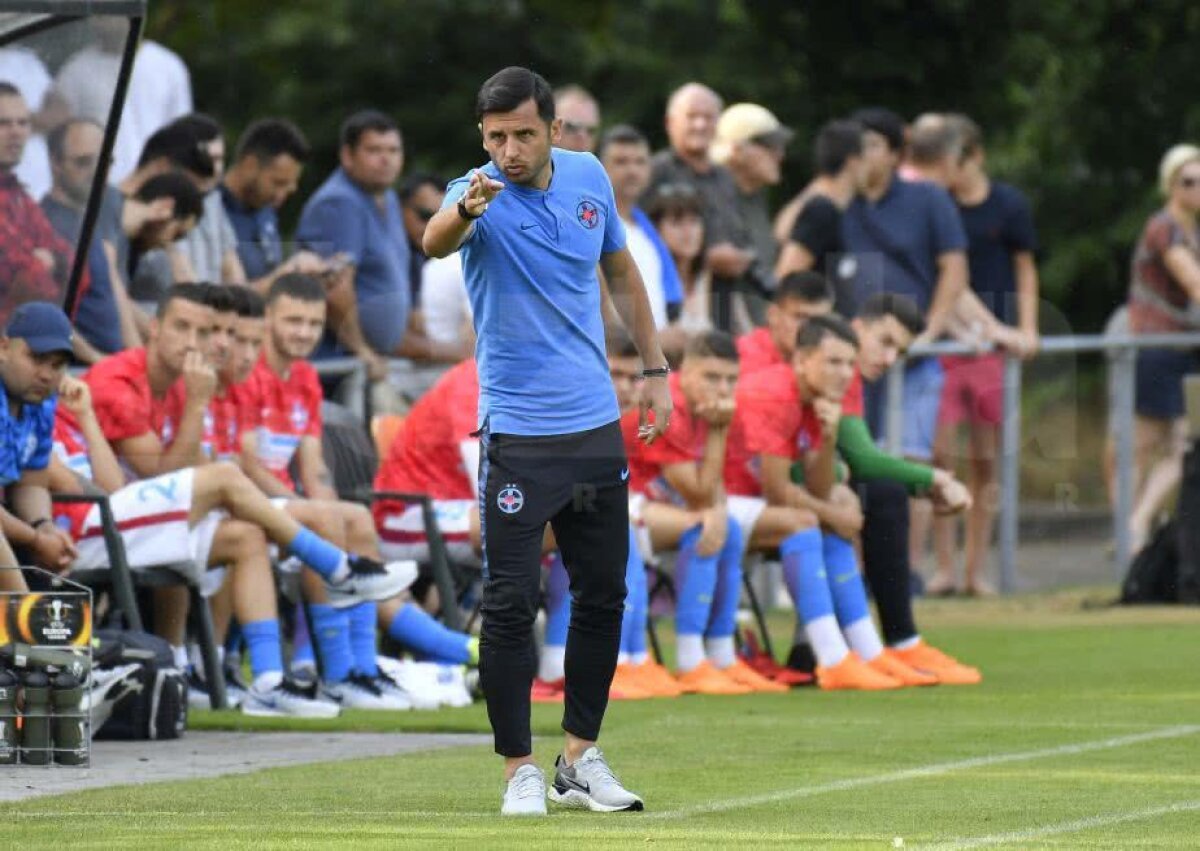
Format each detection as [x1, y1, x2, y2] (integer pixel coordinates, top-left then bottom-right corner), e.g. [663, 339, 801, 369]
[623, 331, 786, 695]
[736, 271, 834, 375]
[726, 314, 929, 690]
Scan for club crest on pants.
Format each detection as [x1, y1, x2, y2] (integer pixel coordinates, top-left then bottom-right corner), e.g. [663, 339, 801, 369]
[497, 484, 525, 515]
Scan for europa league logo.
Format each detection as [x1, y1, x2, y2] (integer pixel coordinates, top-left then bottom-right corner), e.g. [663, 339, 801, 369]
[49, 599, 65, 627]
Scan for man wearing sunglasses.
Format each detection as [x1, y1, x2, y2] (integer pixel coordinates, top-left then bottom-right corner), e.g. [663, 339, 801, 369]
[554, 85, 601, 154]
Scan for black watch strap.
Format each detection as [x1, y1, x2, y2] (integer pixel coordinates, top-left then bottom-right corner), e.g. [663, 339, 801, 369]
[457, 197, 483, 221]
[641, 366, 670, 378]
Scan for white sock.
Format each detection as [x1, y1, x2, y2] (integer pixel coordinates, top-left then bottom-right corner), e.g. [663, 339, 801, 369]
[631, 651, 650, 665]
[804, 615, 850, 668]
[617, 651, 631, 665]
[676, 634, 706, 672]
[172, 645, 188, 670]
[330, 554, 351, 584]
[843, 617, 884, 662]
[253, 670, 283, 692]
[537, 646, 565, 681]
[705, 636, 737, 669]
[892, 635, 921, 650]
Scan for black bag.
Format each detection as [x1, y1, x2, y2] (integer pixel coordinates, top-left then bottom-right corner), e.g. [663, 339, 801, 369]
[92, 629, 187, 740]
[1120, 520, 1180, 604]
[1173, 442, 1200, 603]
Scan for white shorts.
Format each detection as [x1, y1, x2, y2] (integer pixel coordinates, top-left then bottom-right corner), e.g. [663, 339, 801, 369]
[378, 499, 477, 565]
[726, 495, 768, 554]
[72, 468, 224, 589]
[627, 494, 657, 563]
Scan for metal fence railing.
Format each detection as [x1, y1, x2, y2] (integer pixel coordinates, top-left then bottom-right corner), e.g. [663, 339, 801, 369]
[886, 332, 1200, 592]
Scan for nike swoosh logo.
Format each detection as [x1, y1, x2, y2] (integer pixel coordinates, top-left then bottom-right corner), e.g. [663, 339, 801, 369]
[558, 773, 590, 795]
[520, 222, 538, 230]
[620, 468, 630, 481]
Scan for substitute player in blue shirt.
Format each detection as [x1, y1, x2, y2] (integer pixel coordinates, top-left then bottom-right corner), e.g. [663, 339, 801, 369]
[425, 67, 671, 816]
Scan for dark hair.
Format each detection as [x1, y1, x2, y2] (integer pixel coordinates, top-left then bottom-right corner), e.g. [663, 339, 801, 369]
[475, 66, 555, 123]
[684, 330, 739, 363]
[644, 182, 703, 222]
[399, 172, 446, 203]
[234, 118, 310, 164]
[813, 119, 863, 176]
[597, 124, 648, 161]
[340, 110, 399, 150]
[46, 117, 103, 162]
[857, 293, 925, 337]
[137, 123, 215, 178]
[0, 81, 20, 98]
[156, 282, 212, 319]
[777, 271, 834, 306]
[225, 284, 266, 319]
[267, 272, 325, 305]
[604, 324, 639, 359]
[171, 112, 222, 144]
[133, 171, 205, 222]
[202, 282, 237, 314]
[795, 313, 859, 352]
[850, 107, 906, 153]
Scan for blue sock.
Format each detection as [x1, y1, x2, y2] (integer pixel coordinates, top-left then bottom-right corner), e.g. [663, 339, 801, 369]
[823, 533, 870, 626]
[286, 527, 346, 580]
[291, 602, 315, 668]
[310, 603, 353, 684]
[348, 601, 379, 677]
[621, 526, 649, 658]
[780, 528, 834, 625]
[544, 552, 571, 649]
[387, 603, 471, 664]
[242, 619, 283, 682]
[675, 525, 719, 637]
[705, 520, 745, 640]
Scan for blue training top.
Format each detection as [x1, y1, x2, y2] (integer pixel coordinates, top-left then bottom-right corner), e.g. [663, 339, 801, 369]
[445, 148, 625, 437]
[0, 382, 54, 487]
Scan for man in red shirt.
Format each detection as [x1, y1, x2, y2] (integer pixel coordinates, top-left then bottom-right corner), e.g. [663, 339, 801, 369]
[726, 314, 932, 690]
[623, 331, 786, 695]
[237, 274, 476, 682]
[735, 272, 834, 375]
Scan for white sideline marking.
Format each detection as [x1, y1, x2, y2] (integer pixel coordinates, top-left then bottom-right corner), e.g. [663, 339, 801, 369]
[924, 799, 1200, 849]
[648, 724, 1200, 821]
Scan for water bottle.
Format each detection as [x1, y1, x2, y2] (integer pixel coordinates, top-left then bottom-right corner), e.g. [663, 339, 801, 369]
[51, 672, 87, 765]
[0, 669, 18, 765]
[20, 670, 51, 765]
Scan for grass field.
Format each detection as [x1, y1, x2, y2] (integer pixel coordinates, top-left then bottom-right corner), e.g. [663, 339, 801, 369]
[5, 590, 1200, 849]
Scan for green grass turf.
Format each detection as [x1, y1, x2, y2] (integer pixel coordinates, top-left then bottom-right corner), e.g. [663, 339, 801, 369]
[5, 590, 1200, 849]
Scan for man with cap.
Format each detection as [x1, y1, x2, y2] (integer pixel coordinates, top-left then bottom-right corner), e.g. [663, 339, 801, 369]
[710, 103, 794, 284]
[0, 301, 79, 592]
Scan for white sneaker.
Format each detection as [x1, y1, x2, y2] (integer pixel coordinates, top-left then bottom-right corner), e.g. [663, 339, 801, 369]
[326, 558, 419, 607]
[369, 671, 415, 710]
[501, 764, 547, 816]
[324, 672, 412, 710]
[242, 677, 341, 718]
[433, 664, 473, 708]
[375, 657, 442, 710]
[548, 747, 644, 812]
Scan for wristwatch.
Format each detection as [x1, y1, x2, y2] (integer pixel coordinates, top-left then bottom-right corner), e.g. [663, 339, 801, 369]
[457, 197, 483, 221]
[641, 365, 670, 379]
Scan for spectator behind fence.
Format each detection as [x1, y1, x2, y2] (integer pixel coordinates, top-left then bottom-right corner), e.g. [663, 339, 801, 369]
[710, 102, 792, 293]
[0, 45, 64, 199]
[123, 172, 206, 300]
[1122, 144, 1200, 552]
[40, 118, 141, 361]
[599, 126, 683, 337]
[158, 113, 248, 286]
[644, 183, 713, 336]
[56, 18, 193, 183]
[774, 120, 865, 317]
[927, 114, 1041, 597]
[0, 83, 81, 324]
[220, 117, 329, 291]
[398, 173, 467, 364]
[554, 84, 601, 154]
[296, 109, 410, 378]
[648, 83, 755, 332]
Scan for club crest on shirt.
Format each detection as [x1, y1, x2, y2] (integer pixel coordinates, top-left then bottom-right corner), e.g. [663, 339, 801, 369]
[576, 199, 601, 230]
[497, 484, 524, 515]
[796, 428, 813, 453]
[21, 433, 38, 465]
[290, 400, 309, 432]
